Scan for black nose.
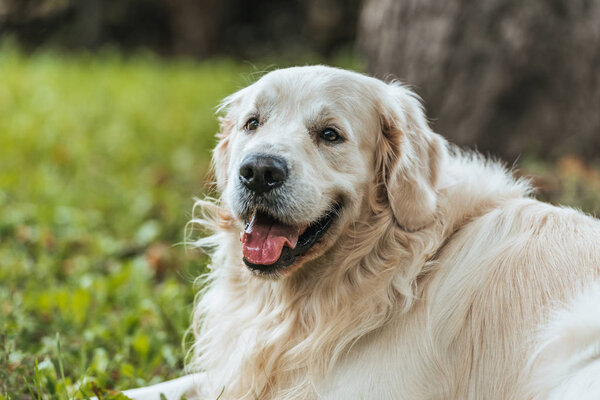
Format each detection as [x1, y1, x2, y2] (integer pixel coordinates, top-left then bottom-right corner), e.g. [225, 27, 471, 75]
[239, 154, 288, 194]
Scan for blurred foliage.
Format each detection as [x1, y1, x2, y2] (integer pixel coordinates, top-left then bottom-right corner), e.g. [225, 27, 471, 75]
[0, 0, 360, 59]
[0, 40, 598, 399]
[520, 155, 600, 217]
[0, 42, 246, 398]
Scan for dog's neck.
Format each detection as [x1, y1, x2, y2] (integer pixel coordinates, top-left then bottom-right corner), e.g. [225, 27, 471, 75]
[190, 149, 531, 399]
[280, 148, 532, 311]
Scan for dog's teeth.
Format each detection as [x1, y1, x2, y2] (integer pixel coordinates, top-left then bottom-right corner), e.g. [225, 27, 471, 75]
[245, 211, 257, 233]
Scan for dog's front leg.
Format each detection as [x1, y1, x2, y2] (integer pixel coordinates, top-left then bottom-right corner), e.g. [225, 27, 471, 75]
[122, 373, 205, 400]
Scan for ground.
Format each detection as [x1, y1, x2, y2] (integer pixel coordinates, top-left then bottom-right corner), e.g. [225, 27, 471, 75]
[0, 42, 598, 399]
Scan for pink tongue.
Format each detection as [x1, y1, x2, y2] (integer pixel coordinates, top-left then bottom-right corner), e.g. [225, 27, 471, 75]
[242, 213, 301, 265]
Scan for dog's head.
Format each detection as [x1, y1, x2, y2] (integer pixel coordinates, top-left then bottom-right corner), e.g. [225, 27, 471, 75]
[213, 66, 443, 277]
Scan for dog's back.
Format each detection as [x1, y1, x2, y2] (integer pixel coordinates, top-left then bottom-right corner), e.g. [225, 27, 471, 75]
[424, 197, 600, 399]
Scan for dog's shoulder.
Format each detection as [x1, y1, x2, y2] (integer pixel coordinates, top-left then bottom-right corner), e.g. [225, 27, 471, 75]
[432, 197, 600, 302]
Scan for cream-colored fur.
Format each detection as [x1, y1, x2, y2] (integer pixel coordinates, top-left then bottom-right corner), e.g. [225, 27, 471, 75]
[526, 284, 600, 399]
[125, 66, 600, 400]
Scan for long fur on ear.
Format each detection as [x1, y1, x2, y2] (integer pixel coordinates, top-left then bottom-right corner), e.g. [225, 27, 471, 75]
[212, 116, 233, 194]
[376, 82, 446, 231]
[212, 88, 249, 194]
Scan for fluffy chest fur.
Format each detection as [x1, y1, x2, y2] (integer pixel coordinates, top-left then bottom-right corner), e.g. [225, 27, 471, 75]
[187, 154, 593, 400]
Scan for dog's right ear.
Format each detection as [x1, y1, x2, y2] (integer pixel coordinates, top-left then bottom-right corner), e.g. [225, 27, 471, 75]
[212, 89, 248, 194]
[212, 115, 233, 194]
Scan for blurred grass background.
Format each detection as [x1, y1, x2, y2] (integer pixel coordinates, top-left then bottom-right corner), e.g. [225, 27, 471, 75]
[0, 41, 245, 398]
[0, 40, 599, 399]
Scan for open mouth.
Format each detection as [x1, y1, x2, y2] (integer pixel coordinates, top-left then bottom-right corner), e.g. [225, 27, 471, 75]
[241, 203, 341, 274]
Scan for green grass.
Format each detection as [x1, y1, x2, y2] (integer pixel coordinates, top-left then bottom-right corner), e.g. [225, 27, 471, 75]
[0, 43, 252, 398]
[0, 41, 599, 399]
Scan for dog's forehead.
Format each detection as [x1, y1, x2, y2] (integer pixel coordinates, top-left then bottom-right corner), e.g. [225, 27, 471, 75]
[249, 67, 374, 117]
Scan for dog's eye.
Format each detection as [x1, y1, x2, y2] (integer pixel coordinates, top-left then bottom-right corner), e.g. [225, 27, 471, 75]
[244, 118, 259, 131]
[319, 128, 341, 143]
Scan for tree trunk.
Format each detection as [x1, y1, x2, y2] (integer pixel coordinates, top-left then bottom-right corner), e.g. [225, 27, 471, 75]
[358, 0, 600, 162]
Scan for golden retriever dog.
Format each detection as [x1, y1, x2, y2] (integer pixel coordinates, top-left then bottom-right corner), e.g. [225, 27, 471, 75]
[125, 66, 600, 400]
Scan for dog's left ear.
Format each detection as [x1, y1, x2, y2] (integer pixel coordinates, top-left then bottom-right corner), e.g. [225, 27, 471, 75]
[376, 82, 446, 231]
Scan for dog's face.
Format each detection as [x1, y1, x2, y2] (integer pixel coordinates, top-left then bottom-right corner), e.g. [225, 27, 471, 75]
[214, 66, 442, 277]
